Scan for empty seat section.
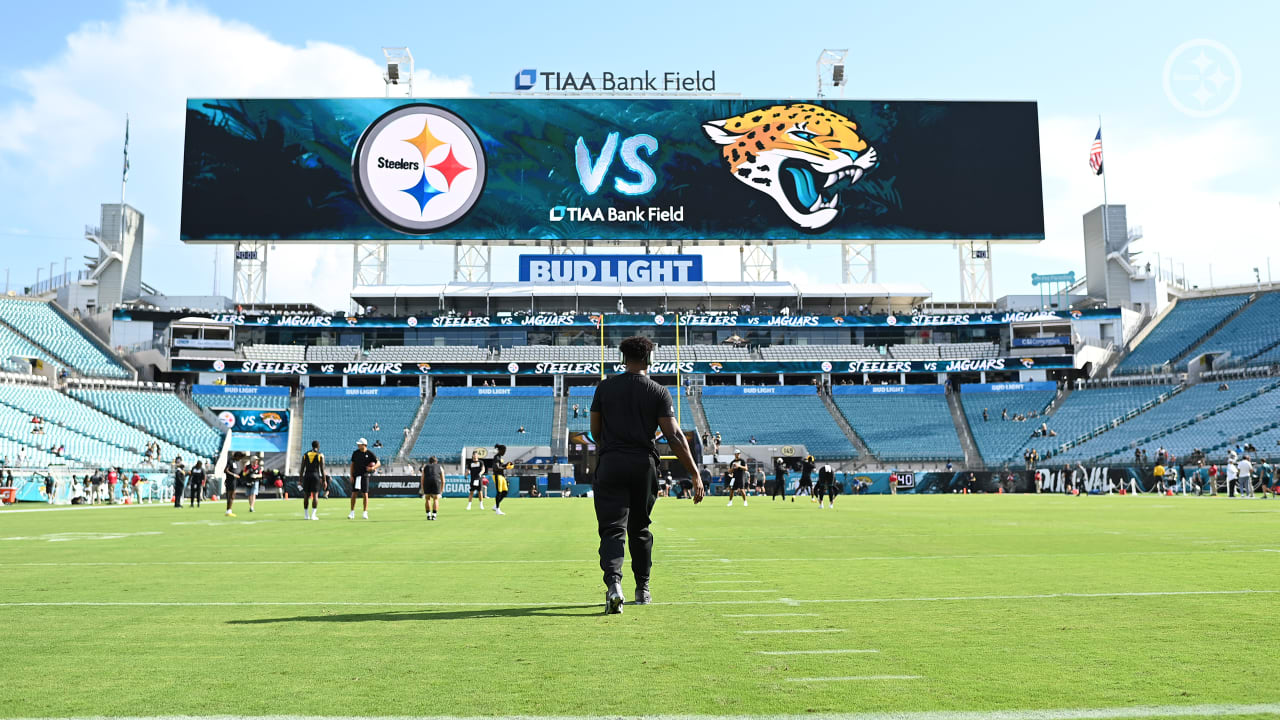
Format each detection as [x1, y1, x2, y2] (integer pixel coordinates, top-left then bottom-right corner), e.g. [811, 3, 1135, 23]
[0, 324, 58, 373]
[959, 385, 1057, 466]
[833, 386, 960, 462]
[700, 387, 855, 460]
[1117, 295, 1248, 373]
[306, 345, 362, 362]
[1019, 384, 1176, 460]
[70, 389, 223, 458]
[193, 386, 290, 411]
[1178, 292, 1280, 368]
[1055, 379, 1273, 462]
[243, 344, 305, 362]
[412, 388, 553, 463]
[0, 298, 128, 378]
[760, 345, 881, 361]
[565, 386, 696, 435]
[0, 383, 199, 468]
[366, 346, 490, 362]
[1138, 384, 1280, 461]
[301, 390, 420, 462]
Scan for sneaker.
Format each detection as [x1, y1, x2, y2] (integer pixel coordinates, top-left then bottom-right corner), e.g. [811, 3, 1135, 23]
[348, 511, 355, 519]
[304, 512, 310, 520]
[605, 583, 625, 615]
[727, 501, 733, 507]
[495, 509, 505, 515]
[634, 582, 651, 605]
[249, 507, 255, 513]
[479, 504, 485, 510]
[743, 501, 748, 507]
[466, 503, 472, 510]
[224, 510, 235, 517]
[310, 514, 319, 521]
[362, 511, 369, 520]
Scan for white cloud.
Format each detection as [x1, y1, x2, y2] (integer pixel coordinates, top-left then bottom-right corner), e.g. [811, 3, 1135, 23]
[1035, 114, 1280, 289]
[0, 1, 471, 311]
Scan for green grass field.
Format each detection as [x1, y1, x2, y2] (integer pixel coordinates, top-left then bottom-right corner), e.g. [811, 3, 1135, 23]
[2, 493, 1279, 719]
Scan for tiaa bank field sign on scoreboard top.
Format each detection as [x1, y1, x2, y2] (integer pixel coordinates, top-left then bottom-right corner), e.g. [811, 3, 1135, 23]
[518, 254, 703, 283]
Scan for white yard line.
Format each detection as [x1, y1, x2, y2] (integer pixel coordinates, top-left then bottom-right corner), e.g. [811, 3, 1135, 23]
[11, 705, 1280, 720]
[4, 548, 1276, 567]
[695, 580, 764, 584]
[741, 629, 847, 635]
[756, 649, 879, 655]
[723, 612, 819, 618]
[696, 589, 779, 594]
[787, 675, 921, 682]
[1, 589, 1274, 610]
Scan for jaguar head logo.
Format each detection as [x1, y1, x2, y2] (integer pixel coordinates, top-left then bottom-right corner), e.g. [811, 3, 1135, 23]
[260, 412, 284, 431]
[703, 103, 878, 230]
[417, 363, 432, 373]
[709, 362, 723, 373]
[1021, 358, 1035, 369]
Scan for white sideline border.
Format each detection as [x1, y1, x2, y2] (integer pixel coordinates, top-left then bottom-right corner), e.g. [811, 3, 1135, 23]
[1, 589, 1275, 609]
[3, 547, 1277, 566]
[10, 703, 1280, 719]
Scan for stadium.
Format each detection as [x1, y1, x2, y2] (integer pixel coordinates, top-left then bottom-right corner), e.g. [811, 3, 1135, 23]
[2, 8, 1278, 720]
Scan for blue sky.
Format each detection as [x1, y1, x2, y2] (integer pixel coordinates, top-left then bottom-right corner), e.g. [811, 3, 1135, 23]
[1, 0, 1276, 310]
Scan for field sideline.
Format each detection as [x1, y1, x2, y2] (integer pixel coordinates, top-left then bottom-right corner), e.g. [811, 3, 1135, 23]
[1, 494, 1278, 719]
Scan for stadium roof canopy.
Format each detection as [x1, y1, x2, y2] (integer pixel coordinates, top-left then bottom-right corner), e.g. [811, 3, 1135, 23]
[353, 281, 932, 302]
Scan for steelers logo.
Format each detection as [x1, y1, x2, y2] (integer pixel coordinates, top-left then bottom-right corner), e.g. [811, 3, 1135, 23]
[820, 361, 832, 373]
[216, 411, 235, 429]
[212, 359, 226, 372]
[352, 104, 486, 234]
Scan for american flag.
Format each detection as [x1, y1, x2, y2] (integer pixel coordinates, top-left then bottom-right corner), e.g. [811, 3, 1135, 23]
[1089, 128, 1103, 176]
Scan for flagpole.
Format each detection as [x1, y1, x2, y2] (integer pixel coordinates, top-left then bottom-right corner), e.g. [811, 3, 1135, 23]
[120, 114, 129, 254]
[1098, 115, 1112, 306]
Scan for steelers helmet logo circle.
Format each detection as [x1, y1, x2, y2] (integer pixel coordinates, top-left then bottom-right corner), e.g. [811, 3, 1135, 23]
[352, 104, 486, 234]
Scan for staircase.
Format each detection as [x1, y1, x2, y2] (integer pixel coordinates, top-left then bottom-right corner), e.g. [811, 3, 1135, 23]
[286, 392, 305, 474]
[551, 394, 569, 461]
[686, 390, 711, 444]
[945, 390, 984, 469]
[395, 390, 433, 464]
[817, 392, 875, 462]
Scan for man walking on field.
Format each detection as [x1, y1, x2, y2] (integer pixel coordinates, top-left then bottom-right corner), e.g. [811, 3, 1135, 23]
[348, 439, 379, 520]
[301, 441, 326, 520]
[590, 336, 703, 614]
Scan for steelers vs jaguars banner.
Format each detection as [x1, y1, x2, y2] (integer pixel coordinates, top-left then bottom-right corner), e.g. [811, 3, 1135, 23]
[180, 98, 1043, 243]
[212, 408, 290, 433]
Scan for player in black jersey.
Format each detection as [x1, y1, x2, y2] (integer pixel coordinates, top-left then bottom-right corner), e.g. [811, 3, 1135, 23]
[187, 461, 206, 508]
[798, 455, 816, 501]
[492, 444, 511, 516]
[727, 451, 749, 507]
[816, 462, 837, 509]
[771, 456, 788, 501]
[300, 441, 326, 520]
[421, 456, 444, 520]
[466, 450, 486, 510]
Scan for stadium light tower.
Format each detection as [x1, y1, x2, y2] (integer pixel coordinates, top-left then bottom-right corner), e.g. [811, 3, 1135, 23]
[817, 49, 876, 285]
[382, 47, 414, 98]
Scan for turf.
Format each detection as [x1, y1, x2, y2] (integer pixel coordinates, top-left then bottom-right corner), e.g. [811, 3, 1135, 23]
[1, 494, 1279, 719]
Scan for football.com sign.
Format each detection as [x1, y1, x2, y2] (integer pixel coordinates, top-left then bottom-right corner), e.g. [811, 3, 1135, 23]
[518, 254, 703, 283]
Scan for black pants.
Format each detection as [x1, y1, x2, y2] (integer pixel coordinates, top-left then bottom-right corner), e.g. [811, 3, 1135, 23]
[495, 489, 508, 508]
[173, 480, 183, 507]
[818, 484, 835, 503]
[189, 482, 202, 506]
[771, 476, 785, 498]
[593, 453, 658, 589]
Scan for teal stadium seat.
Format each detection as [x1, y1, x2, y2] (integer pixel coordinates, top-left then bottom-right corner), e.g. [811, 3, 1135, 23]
[0, 298, 128, 378]
[700, 386, 856, 460]
[1117, 295, 1248, 374]
[959, 384, 1057, 467]
[301, 391, 420, 463]
[70, 389, 223, 459]
[833, 386, 959, 462]
[412, 388, 554, 463]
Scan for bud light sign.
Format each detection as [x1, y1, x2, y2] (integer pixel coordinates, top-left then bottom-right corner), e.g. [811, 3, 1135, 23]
[518, 254, 703, 284]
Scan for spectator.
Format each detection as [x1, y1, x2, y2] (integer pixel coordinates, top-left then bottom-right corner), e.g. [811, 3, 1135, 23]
[1001, 408, 1008, 421]
[749, 435, 758, 445]
[372, 422, 381, 432]
[572, 403, 580, 419]
[982, 408, 989, 422]
[373, 439, 383, 448]
[517, 426, 526, 434]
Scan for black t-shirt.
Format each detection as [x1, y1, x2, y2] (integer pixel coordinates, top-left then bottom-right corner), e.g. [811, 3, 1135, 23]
[350, 449, 378, 476]
[800, 459, 815, 481]
[730, 459, 747, 482]
[774, 459, 786, 481]
[224, 460, 241, 483]
[174, 467, 186, 484]
[468, 459, 485, 483]
[301, 451, 324, 479]
[590, 372, 674, 461]
[189, 468, 205, 485]
[818, 465, 835, 486]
